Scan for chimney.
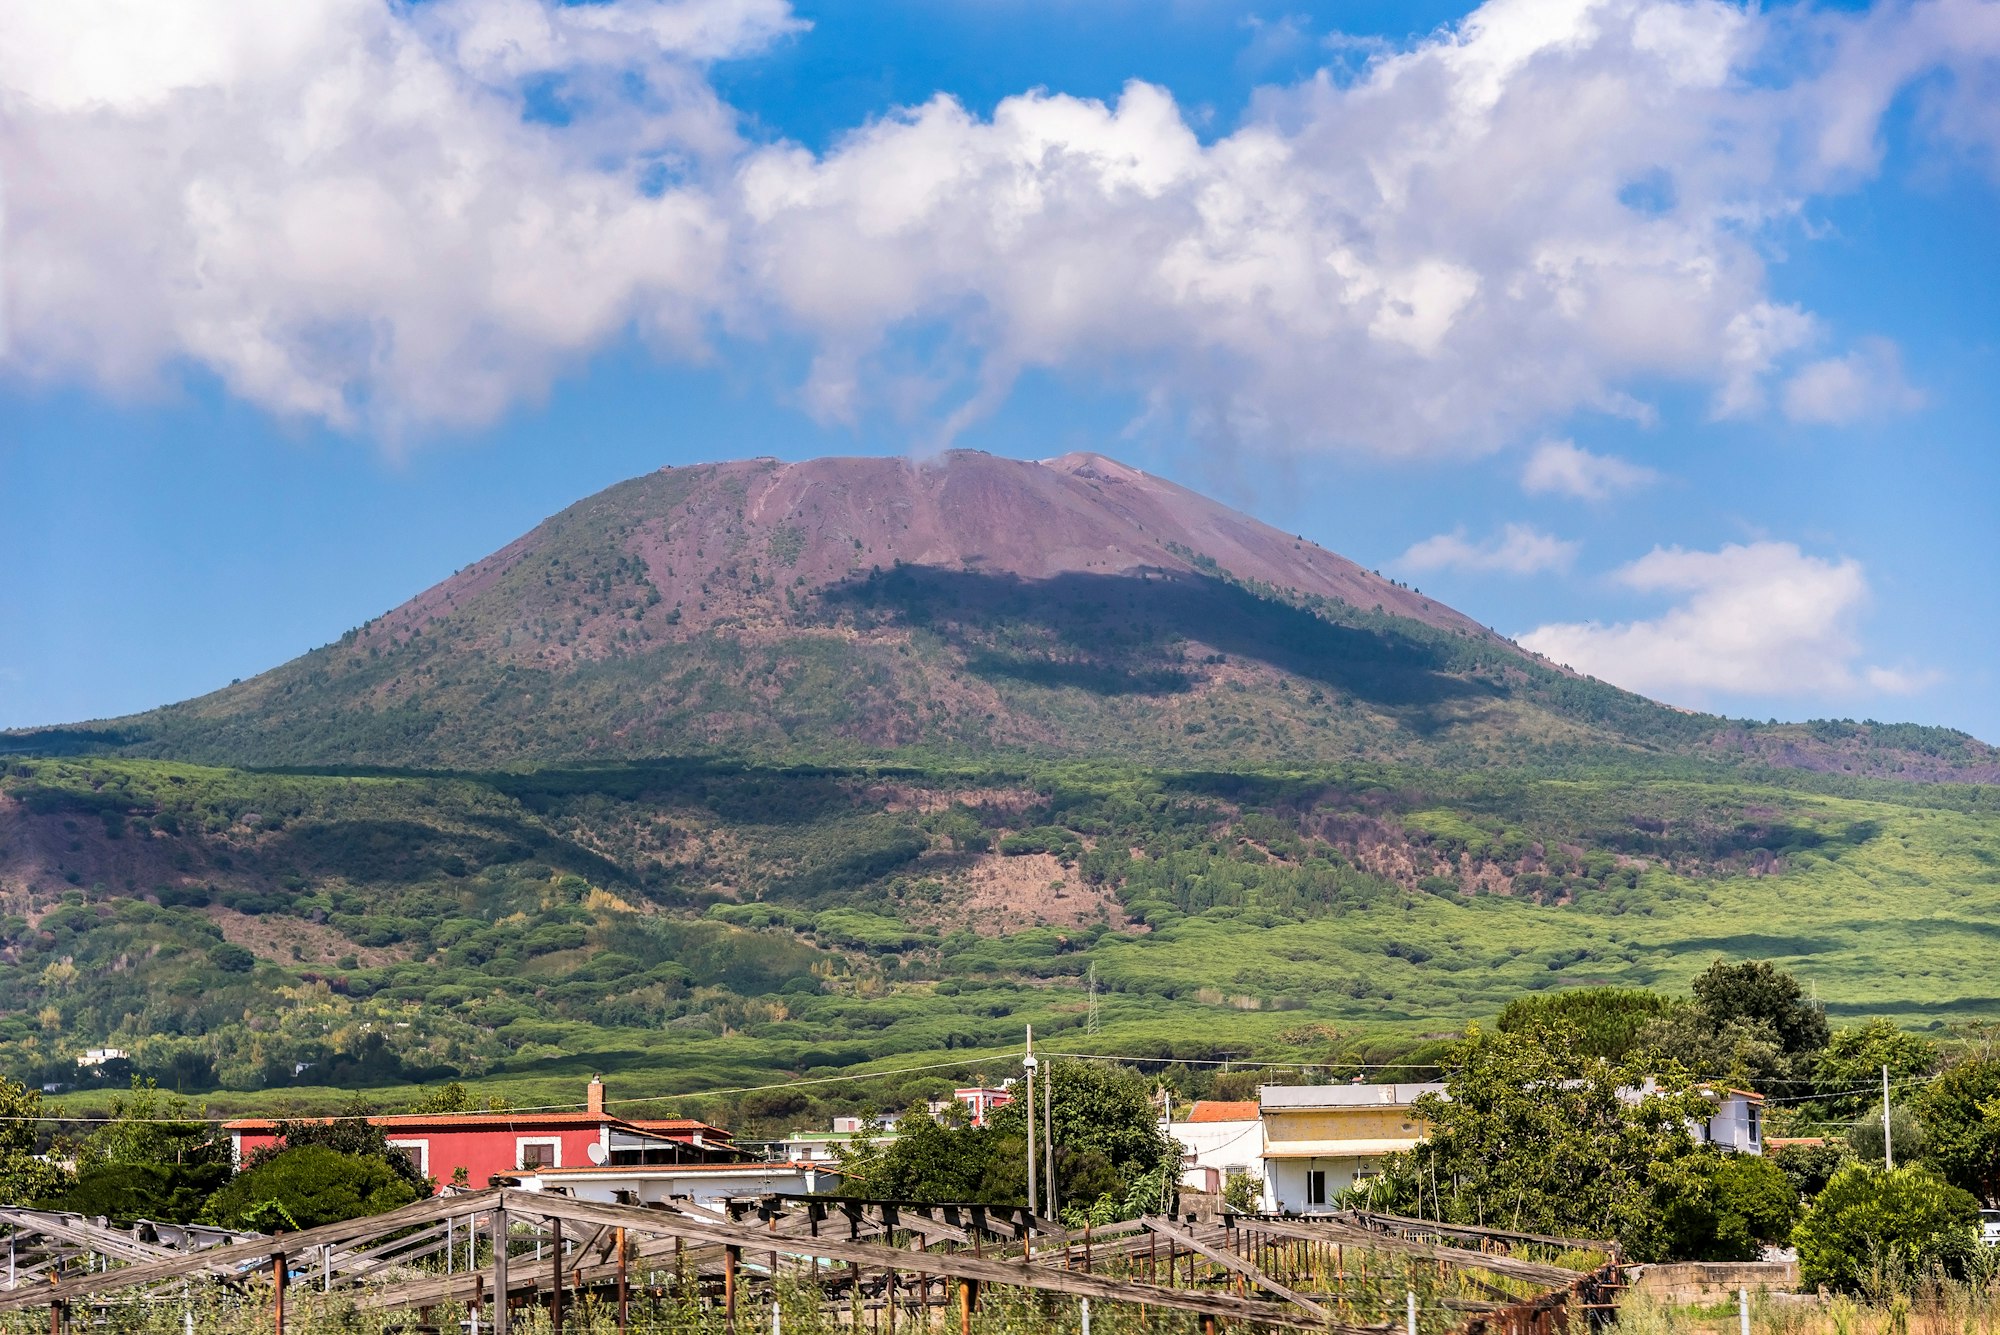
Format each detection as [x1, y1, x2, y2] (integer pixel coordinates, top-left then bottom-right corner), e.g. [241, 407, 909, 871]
[586, 1075, 605, 1117]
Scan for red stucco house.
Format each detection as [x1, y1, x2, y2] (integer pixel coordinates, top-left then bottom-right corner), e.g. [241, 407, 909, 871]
[224, 1077, 743, 1192]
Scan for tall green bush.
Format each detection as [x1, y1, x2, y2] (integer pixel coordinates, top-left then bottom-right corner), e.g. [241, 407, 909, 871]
[1792, 1164, 1978, 1293]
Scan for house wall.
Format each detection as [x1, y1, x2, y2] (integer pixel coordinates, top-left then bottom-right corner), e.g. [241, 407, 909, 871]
[1263, 1106, 1425, 1145]
[1166, 1119, 1264, 1193]
[1700, 1096, 1764, 1154]
[1263, 1156, 1379, 1212]
[231, 1122, 615, 1192]
[541, 1165, 833, 1207]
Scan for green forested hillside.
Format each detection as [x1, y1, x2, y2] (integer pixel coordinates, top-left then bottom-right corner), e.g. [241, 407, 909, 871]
[4, 753, 1995, 1128]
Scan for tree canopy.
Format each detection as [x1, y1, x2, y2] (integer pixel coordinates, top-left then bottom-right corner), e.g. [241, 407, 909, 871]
[1361, 1027, 1788, 1261]
[200, 1145, 420, 1232]
[1792, 1165, 1980, 1292]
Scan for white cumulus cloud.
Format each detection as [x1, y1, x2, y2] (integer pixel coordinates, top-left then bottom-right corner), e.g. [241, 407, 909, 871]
[0, 0, 800, 430]
[1401, 523, 1580, 575]
[0, 0, 1993, 443]
[1519, 541, 1930, 702]
[1521, 439, 1660, 500]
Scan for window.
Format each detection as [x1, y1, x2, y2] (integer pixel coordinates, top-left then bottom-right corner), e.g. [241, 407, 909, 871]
[386, 1140, 429, 1178]
[517, 1139, 561, 1170]
[1306, 1170, 1327, 1206]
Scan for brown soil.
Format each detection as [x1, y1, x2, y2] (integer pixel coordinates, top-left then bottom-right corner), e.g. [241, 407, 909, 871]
[946, 852, 1134, 936]
[205, 907, 406, 968]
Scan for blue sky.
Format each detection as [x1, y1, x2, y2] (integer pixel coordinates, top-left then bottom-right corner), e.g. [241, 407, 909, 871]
[2, 0, 1997, 741]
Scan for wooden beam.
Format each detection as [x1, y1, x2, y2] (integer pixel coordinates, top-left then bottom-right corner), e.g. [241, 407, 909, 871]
[0, 1190, 503, 1313]
[1348, 1212, 1614, 1255]
[1138, 1219, 1331, 1323]
[500, 1191, 1345, 1332]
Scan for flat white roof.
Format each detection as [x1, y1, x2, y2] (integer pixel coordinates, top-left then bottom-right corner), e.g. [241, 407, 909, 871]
[1259, 1083, 1444, 1110]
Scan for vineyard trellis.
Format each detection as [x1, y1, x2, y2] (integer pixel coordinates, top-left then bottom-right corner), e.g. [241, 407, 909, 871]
[0, 1190, 1622, 1335]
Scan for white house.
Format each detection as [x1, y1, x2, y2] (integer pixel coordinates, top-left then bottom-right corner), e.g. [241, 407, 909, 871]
[1165, 1100, 1264, 1196]
[1624, 1081, 1765, 1154]
[777, 1119, 899, 1165]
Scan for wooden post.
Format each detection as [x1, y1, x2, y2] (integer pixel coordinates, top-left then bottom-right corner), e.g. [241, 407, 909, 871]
[885, 1267, 896, 1335]
[959, 1278, 976, 1335]
[725, 1244, 739, 1329]
[616, 1226, 629, 1335]
[272, 1252, 287, 1335]
[492, 1207, 511, 1335]
[550, 1217, 564, 1335]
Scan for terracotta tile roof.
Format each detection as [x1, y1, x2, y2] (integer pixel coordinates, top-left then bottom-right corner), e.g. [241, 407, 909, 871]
[628, 1118, 735, 1137]
[1186, 1101, 1261, 1123]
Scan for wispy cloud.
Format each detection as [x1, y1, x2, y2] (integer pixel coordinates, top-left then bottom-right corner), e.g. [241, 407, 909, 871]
[1401, 523, 1578, 576]
[1781, 339, 1925, 424]
[1520, 440, 1659, 501]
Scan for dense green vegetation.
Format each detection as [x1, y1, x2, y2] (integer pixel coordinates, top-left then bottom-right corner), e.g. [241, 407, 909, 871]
[0, 748, 1996, 1135]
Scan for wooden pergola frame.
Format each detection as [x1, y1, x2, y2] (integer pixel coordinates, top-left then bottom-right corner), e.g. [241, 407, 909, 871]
[0, 1189, 1620, 1335]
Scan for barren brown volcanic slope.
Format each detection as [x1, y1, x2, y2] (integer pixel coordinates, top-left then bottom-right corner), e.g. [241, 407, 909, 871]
[382, 450, 1497, 646]
[17, 451, 1998, 778]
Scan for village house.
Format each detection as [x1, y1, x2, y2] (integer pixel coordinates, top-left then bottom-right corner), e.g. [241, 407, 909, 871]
[1257, 1083, 1443, 1212]
[1164, 1100, 1264, 1196]
[224, 1077, 746, 1192]
[774, 1115, 900, 1165]
[927, 1084, 1016, 1127]
[1625, 1080, 1765, 1154]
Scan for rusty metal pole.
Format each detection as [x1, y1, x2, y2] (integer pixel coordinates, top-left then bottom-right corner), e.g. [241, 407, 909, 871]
[959, 1279, 973, 1335]
[273, 1252, 287, 1335]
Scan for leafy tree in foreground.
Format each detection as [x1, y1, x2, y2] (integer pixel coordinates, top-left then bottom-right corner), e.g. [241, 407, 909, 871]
[0, 1075, 70, 1204]
[837, 1061, 1173, 1213]
[1359, 1027, 1719, 1260]
[1692, 959, 1830, 1057]
[265, 1097, 428, 1193]
[1772, 1140, 1851, 1201]
[1496, 987, 1676, 1063]
[1915, 1055, 2000, 1204]
[200, 1145, 419, 1232]
[1792, 1164, 1979, 1293]
[1812, 1020, 1940, 1122]
[1639, 959, 1831, 1088]
[49, 1079, 232, 1222]
[1657, 1151, 1801, 1262]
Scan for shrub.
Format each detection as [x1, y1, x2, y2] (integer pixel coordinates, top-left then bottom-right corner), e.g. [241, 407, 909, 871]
[1793, 1165, 1979, 1293]
[201, 1146, 419, 1231]
[209, 942, 256, 973]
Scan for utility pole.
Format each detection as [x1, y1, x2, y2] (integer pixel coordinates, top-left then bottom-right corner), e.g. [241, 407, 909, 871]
[1024, 1026, 1039, 1232]
[1882, 1065, 1894, 1170]
[1086, 964, 1101, 1037]
[1043, 1053, 1057, 1222]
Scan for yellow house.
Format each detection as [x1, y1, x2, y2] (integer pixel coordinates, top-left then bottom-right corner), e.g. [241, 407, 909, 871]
[1258, 1083, 1443, 1212]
